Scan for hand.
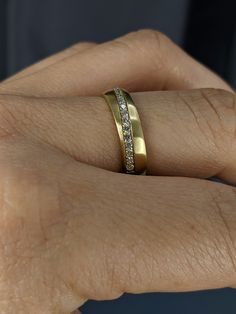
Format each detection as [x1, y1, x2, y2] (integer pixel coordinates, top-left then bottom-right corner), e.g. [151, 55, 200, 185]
[0, 30, 235, 313]
[0, 30, 234, 179]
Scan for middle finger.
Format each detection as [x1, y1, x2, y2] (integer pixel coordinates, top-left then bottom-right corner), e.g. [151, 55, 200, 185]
[0, 30, 231, 97]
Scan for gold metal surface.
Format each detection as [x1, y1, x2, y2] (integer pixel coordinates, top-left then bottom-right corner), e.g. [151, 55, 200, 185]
[104, 88, 147, 175]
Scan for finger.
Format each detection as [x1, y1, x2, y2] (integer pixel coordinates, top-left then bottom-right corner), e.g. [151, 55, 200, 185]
[1, 138, 236, 312]
[3, 42, 96, 83]
[0, 139, 89, 313]
[0, 30, 232, 97]
[1, 88, 236, 183]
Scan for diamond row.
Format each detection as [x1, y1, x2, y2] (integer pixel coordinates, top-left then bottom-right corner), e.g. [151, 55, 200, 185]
[114, 88, 135, 172]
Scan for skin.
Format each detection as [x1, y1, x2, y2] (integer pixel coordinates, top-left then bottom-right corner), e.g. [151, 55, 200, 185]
[0, 30, 235, 313]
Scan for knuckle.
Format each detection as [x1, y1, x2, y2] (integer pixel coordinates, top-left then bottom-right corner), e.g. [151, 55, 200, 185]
[181, 88, 236, 168]
[132, 28, 165, 44]
[200, 88, 236, 148]
[114, 28, 169, 63]
[200, 88, 235, 111]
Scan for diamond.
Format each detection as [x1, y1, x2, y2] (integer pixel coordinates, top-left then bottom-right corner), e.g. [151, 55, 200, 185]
[123, 129, 131, 136]
[114, 88, 121, 96]
[126, 149, 133, 157]
[122, 115, 129, 125]
[125, 142, 133, 150]
[113, 87, 136, 173]
[124, 134, 132, 143]
[126, 163, 135, 171]
[123, 121, 130, 130]
[119, 104, 127, 113]
[126, 156, 134, 163]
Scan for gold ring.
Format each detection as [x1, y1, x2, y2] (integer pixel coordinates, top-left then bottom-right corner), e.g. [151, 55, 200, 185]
[104, 88, 147, 175]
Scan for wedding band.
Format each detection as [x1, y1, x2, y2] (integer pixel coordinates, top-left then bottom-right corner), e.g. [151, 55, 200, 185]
[104, 88, 147, 175]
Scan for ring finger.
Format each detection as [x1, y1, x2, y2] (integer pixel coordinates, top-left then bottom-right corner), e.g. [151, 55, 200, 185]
[0, 87, 235, 182]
